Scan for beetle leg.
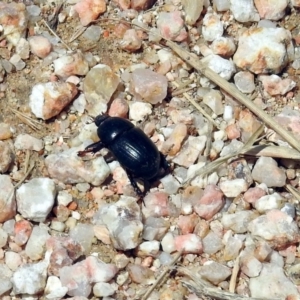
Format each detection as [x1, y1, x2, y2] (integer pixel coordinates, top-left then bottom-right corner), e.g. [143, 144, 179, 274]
[78, 141, 105, 157]
[160, 152, 171, 174]
[127, 172, 144, 198]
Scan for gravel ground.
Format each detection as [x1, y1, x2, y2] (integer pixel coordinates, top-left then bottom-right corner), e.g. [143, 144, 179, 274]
[1, 0, 300, 299]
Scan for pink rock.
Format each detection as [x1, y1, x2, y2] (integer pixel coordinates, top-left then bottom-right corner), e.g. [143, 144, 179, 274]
[46, 236, 84, 276]
[143, 191, 179, 218]
[108, 98, 129, 118]
[156, 60, 172, 75]
[279, 244, 296, 260]
[238, 109, 261, 142]
[248, 209, 300, 249]
[113, 22, 131, 38]
[157, 11, 187, 42]
[114, 0, 130, 10]
[225, 123, 241, 140]
[0, 2, 27, 46]
[131, 0, 156, 10]
[112, 166, 129, 194]
[141, 256, 153, 267]
[60, 259, 91, 297]
[14, 219, 32, 246]
[90, 187, 105, 201]
[174, 234, 203, 254]
[74, 0, 106, 26]
[0, 175, 16, 223]
[244, 186, 266, 204]
[66, 76, 81, 86]
[129, 68, 168, 104]
[86, 256, 118, 283]
[161, 123, 187, 156]
[275, 109, 300, 140]
[29, 81, 78, 120]
[52, 205, 71, 222]
[259, 74, 296, 96]
[177, 214, 199, 235]
[254, 0, 287, 20]
[194, 184, 224, 220]
[29, 35, 52, 58]
[119, 29, 142, 52]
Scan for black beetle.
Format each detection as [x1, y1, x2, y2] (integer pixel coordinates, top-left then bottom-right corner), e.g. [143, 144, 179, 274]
[79, 115, 170, 197]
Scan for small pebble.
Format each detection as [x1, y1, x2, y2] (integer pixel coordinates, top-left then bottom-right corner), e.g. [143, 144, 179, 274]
[233, 27, 293, 74]
[259, 74, 296, 96]
[249, 263, 300, 298]
[194, 184, 224, 220]
[252, 157, 286, 187]
[230, 0, 260, 22]
[14, 134, 44, 151]
[129, 101, 152, 121]
[254, 0, 288, 21]
[16, 178, 56, 222]
[0, 141, 13, 173]
[83, 64, 120, 116]
[0, 123, 12, 140]
[234, 71, 255, 94]
[29, 81, 78, 120]
[202, 10, 223, 41]
[119, 29, 142, 52]
[199, 261, 231, 285]
[157, 11, 187, 42]
[129, 68, 168, 104]
[74, 0, 106, 26]
[93, 196, 143, 250]
[29, 35, 52, 58]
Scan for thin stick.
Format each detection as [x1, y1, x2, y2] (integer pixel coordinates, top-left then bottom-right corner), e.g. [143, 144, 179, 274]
[41, 19, 72, 51]
[179, 267, 281, 300]
[229, 255, 240, 293]
[184, 92, 220, 128]
[286, 184, 300, 202]
[165, 40, 300, 153]
[171, 86, 195, 96]
[8, 107, 42, 131]
[24, 150, 30, 174]
[172, 81, 219, 128]
[14, 161, 35, 190]
[141, 251, 182, 300]
[69, 25, 87, 43]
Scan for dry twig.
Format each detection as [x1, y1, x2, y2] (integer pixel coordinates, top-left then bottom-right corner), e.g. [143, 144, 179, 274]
[184, 125, 264, 185]
[229, 256, 240, 293]
[164, 40, 300, 153]
[140, 251, 182, 300]
[178, 267, 282, 300]
[41, 19, 72, 51]
[8, 107, 42, 131]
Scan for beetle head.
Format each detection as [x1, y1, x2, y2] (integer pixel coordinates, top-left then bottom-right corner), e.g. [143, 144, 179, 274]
[95, 115, 109, 127]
